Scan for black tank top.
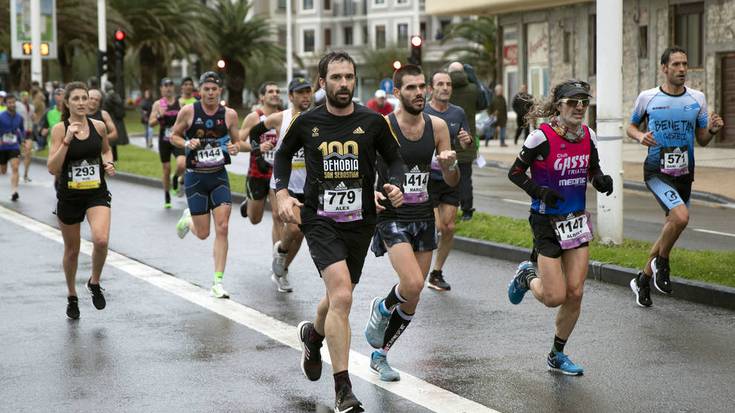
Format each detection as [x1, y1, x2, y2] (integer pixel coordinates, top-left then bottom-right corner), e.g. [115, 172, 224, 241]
[185, 102, 231, 171]
[377, 113, 435, 222]
[158, 97, 181, 141]
[88, 110, 103, 122]
[57, 118, 107, 201]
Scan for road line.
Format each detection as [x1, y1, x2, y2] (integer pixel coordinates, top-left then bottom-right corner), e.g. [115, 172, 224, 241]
[0, 205, 499, 413]
[501, 198, 529, 206]
[692, 228, 735, 238]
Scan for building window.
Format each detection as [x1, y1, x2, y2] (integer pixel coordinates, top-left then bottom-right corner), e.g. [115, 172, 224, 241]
[673, 2, 703, 67]
[588, 14, 596, 76]
[363, 26, 369, 45]
[376, 25, 386, 49]
[278, 0, 287, 10]
[304, 29, 315, 52]
[397, 0, 408, 4]
[344, 26, 353, 46]
[397, 23, 409, 46]
[437, 19, 451, 40]
[638, 26, 648, 59]
[324, 0, 331, 10]
[278, 28, 287, 46]
[374, 0, 385, 5]
[303, 0, 314, 10]
[324, 28, 332, 48]
[420, 22, 427, 40]
[563, 31, 572, 64]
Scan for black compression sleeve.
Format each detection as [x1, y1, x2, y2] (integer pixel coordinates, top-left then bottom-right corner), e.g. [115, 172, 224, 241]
[508, 157, 542, 199]
[588, 144, 603, 178]
[249, 121, 268, 153]
[273, 120, 300, 192]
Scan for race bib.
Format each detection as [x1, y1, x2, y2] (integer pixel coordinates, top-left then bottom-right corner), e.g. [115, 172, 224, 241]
[660, 146, 689, 177]
[551, 211, 593, 250]
[163, 127, 173, 142]
[195, 146, 225, 167]
[68, 160, 101, 190]
[263, 150, 275, 165]
[1, 133, 17, 145]
[318, 185, 363, 223]
[292, 148, 305, 170]
[403, 171, 429, 204]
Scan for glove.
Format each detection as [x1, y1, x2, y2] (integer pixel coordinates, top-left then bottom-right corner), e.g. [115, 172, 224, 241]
[592, 175, 614, 196]
[256, 155, 271, 174]
[537, 187, 565, 209]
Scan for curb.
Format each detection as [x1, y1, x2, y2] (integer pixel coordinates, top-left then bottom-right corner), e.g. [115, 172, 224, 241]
[453, 236, 735, 311]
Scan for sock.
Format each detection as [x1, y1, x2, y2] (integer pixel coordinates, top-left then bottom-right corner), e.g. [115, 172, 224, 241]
[524, 268, 538, 289]
[308, 325, 325, 343]
[383, 284, 406, 313]
[333, 370, 351, 394]
[277, 245, 288, 254]
[214, 271, 224, 284]
[551, 335, 567, 355]
[171, 174, 178, 190]
[165, 191, 171, 203]
[381, 306, 413, 352]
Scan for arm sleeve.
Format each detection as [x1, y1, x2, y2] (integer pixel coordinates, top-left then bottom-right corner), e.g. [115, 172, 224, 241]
[273, 116, 302, 191]
[375, 117, 405, 187]
[587, 128, 603, 178]
[248, 121, 268, 154]
[508, 130, 548, 199]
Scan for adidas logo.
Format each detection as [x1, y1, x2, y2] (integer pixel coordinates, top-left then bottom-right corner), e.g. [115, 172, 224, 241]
[353, 126, 365, 134]
[312, 127, 319, 137]
[335, 182, 348, 190]
[80, 160, 89, 166]
[410, 165, 421, 173]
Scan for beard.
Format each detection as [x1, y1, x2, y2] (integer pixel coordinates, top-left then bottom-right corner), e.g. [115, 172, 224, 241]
[400, 94, 425, 116]
[326, 85, 354, 109]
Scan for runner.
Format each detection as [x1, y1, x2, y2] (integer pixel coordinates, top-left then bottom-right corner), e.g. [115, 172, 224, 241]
[627, 47, 724, 307]
[179, 77, 198, 106]
[15, 91, 35, 183]
[506, 79, 614, 376]
[249, 77, 313, 292]
[364, 64, 458, 382]
[423, 70, 473, 291]
[170, 71, 241, 299]
[0, 94, 24, 201]
[46, 82, 116, 319]
[274, 51, 404, 413]
[87, 89, 119, 145]
[238, 81, 280, 231]
[39, 88, 65, 151]
[149, 78, 186, 208]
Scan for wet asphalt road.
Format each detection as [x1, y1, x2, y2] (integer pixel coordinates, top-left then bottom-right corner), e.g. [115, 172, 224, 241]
[1, 164, 734, 413]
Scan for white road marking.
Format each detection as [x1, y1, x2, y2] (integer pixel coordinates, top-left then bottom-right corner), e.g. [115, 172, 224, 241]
[501, 198, 529, 206]
[692, 228, 735, 238]
[0, 205, 500, 413]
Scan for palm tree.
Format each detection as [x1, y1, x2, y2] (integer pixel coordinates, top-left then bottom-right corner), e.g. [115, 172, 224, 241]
[441, 16, 498, 83]
[199, 0, 284, 109]
[359, 45, 406, 83]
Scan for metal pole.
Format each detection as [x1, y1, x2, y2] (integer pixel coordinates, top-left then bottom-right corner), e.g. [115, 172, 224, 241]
[98, 0, 107, 85]
[286, 0, 293, 97]
[30, 0, 42, 84]
[595, 0, 624, 244]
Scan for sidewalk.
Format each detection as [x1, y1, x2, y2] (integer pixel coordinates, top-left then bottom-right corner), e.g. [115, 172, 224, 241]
[477, 137, 735, 201]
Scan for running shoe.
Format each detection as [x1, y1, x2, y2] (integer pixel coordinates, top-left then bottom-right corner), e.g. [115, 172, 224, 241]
[272, 241, 288, 277]
[271, 271, 293, 293]
[630, 272, 652, 307]
[23, 176, 31, 183]
[651, 257, 672, 295]
[66, 296, 80, 320]
[370, 351, 400, 382]
[427, 270, 451, 291]
[11, 192, 19, 202]
[547, 352, 584, 376]
[239, 199, 248, 218]
[176, 208, 191, 239]
[210, 283, 230, 299]
[164, 191, 172, 209]
[297, 321, 322, 381]
[365, 297, 390, 349]
[86, 278, 106, 310]
[334, 387, 364, 413]
[508, 261, 534, 305]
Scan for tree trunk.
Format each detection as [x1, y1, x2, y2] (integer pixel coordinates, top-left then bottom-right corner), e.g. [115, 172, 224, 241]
[58, 45, 74, 84]
[225, 58, 245, 109]
[138, 45, 157, 95]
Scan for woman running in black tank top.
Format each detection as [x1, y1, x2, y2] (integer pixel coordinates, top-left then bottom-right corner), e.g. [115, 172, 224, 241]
[47, 82, 116, 320]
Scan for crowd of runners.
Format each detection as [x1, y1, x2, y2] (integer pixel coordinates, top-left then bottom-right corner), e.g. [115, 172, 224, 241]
[0, 45, 724, 413]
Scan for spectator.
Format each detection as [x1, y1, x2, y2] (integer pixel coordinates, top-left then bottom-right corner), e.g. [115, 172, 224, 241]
[38, 88, 65, 149]
[512, 84, 533, 145]
[366, 89, 394, 116]
[139, 89, 153, 148]
[448, 61, 481, 221]
[30, 86, 46, 147]
[489, 84, 508, 147]
[102, 82, 128, 161]
[15, 91, 35, 182]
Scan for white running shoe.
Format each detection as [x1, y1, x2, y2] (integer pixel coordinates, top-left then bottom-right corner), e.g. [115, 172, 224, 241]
[272, 241, 288, 277]
[210, 283, 230, 299]
[271, 271, 293, 293]
[176, 208, 191, 239]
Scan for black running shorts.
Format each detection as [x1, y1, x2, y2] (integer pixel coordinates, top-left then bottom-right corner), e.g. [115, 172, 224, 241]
[371, 220, 437, 257]
[300, 218, 374, 284]
[159, 138, 185, 163]
[0, 150, 21, 165]
[55, 192, 112, 225]
[529, 212, 588, 259]
[429, 178, 460, 207]
[246, 176, 270, 201]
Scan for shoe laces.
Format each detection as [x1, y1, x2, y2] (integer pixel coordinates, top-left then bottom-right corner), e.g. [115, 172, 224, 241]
[88, 283, 104, 294]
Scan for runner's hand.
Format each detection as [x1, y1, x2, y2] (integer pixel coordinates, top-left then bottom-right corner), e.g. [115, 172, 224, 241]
[592, 175, 613, 196]
[104, 161, 116, 177]
[638, 131, 656, 147]
[437, 150, 457, 169]
[260, 141, 274, 152]
[187, 138, 200, 150]
[709, 112, 724, 133]
[374, 191, 387, 213]
[277, 192, 303, 224]
[458, 128, 472, 147]
[383, 183, 403, 208]
[227, 142, 239, 156]
[65, 122, 82, 144]
[538, 187, 565, 209]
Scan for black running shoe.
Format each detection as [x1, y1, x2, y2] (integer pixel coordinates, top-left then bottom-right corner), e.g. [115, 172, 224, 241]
[11, 192, 19, 202]
[428, 270, 451, 291]
[297, 321, 322, 381]
[460, 208, 475, 221]
[87, 278, 106, 310]
[334, 387, 364, 413]
[66, 296, 80, 319]
[651, 257, 672, 295]
[630, 272, 652, 307]
[239, 199, 248, 218]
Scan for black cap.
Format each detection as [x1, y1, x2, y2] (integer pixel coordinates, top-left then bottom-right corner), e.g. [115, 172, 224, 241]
[160, 78, 174, 86]
[554, 80, 592, 101]
[181, 76, 194, 84]
[199, 71, 222, 86]
[288, 77, 312, 93]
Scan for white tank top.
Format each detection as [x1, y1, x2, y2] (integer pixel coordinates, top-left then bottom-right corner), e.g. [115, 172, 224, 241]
[269, 108, 306, 194]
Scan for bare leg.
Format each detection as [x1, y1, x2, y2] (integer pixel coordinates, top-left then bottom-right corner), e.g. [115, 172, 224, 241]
[211, 204, 231, 274]
[555, 248, 589, 340]
[320, 261, 355, 373]
[59, 221, 81, 297]
[433, 204, 457, 271]
[643, 205, 689, 275]
[86, 206, 111, 284]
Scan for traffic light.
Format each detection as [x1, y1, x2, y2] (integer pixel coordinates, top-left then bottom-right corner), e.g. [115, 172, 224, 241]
[113, 29, 126, 61]
[113, 29, 127, 98]
[392, 60, 402, 70]
[409, 35, 422, 66]
[97, 50, 108, 78]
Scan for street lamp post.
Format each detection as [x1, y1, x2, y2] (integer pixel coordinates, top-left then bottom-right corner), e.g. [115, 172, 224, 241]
[30, 0, 42, 84]
[98, 0, 107, 85]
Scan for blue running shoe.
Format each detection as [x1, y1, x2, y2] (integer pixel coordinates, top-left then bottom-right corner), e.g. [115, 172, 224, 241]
[370, 351, 401, 382]
[508, 261, 534, 304]
[547, 352, 584, 376]
[365, 297, 390, 349]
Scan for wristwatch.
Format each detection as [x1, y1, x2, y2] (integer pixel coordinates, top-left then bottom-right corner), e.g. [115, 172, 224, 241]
[708, 128, 719, 136]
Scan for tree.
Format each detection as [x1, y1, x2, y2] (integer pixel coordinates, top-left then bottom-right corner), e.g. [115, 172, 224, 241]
[359, 45, 406, 83]
[199, 0, 284, 109]
[441, 16, 498, 83]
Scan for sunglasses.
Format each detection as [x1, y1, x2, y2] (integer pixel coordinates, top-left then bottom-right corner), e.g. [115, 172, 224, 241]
[559, 98, 590, 107]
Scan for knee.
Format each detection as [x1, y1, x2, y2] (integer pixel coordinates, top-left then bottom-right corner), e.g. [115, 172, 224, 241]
[64, 244, 80, 259]
[195, 229, 209, 240]
[566, 287, 584, 305]
[329, 290, 353, 314]
[401, 277, 425, 301]
[215, 220, 229, 236]
[444, 221, 456, 234]
[92, 235, 109, 251]
[670, 209, 689, 229]
[542, 293, 566, 308]
[248, 215, 262, 225]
